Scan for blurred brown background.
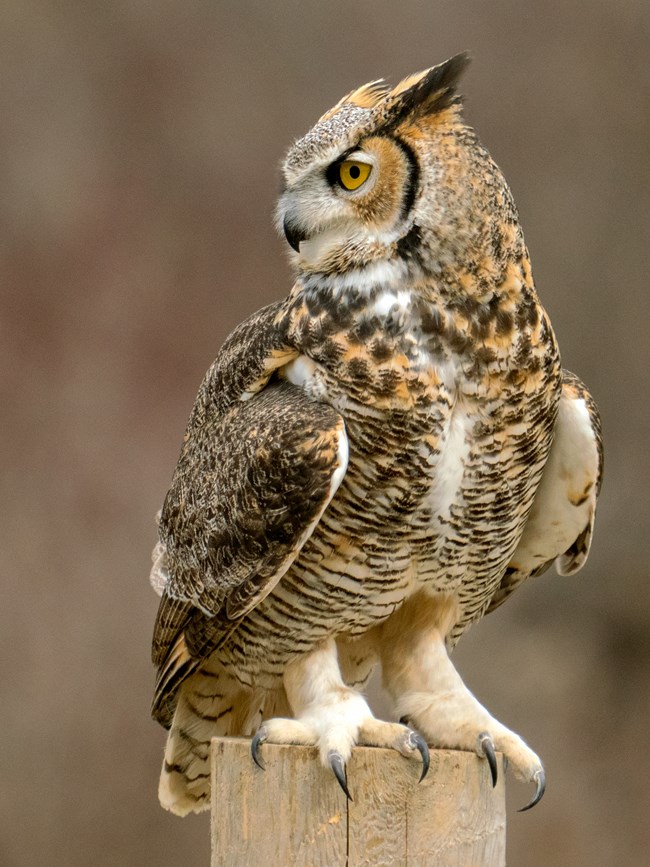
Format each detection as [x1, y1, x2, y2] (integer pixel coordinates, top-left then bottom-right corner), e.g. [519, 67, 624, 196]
[1, 1, 648, 865]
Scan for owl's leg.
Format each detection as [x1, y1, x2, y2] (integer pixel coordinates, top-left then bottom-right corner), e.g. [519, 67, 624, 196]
[379, 592, 545, 810]
[251, 636, 429, 797]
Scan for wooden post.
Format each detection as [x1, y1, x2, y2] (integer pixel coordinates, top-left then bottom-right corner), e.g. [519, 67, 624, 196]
[211, 737, 505, 866]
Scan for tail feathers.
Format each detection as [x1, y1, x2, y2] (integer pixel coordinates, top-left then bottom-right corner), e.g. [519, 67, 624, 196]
[159, 690, 225, 816]
[159, 724, 212, 816]
[158, 668, 273, 816]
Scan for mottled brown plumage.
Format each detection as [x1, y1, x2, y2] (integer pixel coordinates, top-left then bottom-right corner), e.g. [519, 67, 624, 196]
[151, 54, 603, 815]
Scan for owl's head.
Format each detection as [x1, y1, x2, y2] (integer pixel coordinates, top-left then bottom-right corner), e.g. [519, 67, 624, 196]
[277, 54, 520, 290]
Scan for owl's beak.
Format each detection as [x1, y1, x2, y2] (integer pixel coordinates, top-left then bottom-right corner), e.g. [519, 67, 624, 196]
[283, 216, 308, 253]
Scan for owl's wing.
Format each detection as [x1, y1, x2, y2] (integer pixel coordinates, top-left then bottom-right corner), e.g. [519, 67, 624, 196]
[487, 370, 603, 614]
[151, 304, 348, 726]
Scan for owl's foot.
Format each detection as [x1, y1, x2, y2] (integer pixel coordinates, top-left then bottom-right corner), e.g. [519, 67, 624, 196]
[398, 689, 545, 810]
[251, 708, 429, 798]
[477, 731, 545, 810]
[251, 639, 428, 798]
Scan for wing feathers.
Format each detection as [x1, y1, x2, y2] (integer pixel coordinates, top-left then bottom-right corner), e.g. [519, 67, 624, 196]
[487, 369, 602, 614]
[151, 376, 348, 725]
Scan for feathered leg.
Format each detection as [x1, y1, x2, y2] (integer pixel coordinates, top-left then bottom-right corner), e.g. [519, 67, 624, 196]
[379, 592, 545, 810]
[251, 637, 428, 797]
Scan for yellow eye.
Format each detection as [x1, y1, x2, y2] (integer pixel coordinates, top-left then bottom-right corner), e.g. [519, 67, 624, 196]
[338, 160, 372, 191]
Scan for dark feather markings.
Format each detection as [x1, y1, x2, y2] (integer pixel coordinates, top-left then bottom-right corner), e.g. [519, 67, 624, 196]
[392, 136, 420, 222]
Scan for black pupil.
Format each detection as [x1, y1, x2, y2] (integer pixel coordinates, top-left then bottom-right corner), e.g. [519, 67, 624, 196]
[349, 165, 361, 179]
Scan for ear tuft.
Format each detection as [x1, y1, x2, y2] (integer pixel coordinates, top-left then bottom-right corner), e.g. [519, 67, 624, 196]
[381, 52, 471, 128]
[319, 79, 389, 122]
[345, 79, 390, 110]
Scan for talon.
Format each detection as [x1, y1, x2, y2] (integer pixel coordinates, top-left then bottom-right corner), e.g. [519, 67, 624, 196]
[251, 728, 267, 770]
[478, 732, 498, 787]
[328, 750, 352, 800]
[518, 767, 546, 812]
[407, 731, 430, 782]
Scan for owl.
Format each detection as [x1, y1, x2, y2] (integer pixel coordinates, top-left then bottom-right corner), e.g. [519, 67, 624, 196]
[150, 53, 603, 816]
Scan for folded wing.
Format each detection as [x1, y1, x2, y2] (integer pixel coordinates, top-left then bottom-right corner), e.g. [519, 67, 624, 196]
[151, 304, 348, 727]
[488, 370, 603, 613]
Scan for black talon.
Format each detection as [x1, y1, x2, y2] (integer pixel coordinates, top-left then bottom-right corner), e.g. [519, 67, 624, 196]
[328, 751, 352, 800]
[409, 732, 430, 783]
[518, 768, 546, 812]
[478, 732, 498, 787]
[251, 730, 267, 770]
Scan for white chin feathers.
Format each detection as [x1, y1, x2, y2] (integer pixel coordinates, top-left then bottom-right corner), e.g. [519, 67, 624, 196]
[297, 227, 349, 266]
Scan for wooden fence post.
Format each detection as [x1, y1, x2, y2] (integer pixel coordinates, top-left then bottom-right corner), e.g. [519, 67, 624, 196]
[211, 737, 505, 866]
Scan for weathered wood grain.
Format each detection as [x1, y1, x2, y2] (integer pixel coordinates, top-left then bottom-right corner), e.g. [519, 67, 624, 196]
[211, 738, 505, 866]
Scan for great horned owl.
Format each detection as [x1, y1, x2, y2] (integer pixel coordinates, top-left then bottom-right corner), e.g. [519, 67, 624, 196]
[150, 54, 603, 816]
